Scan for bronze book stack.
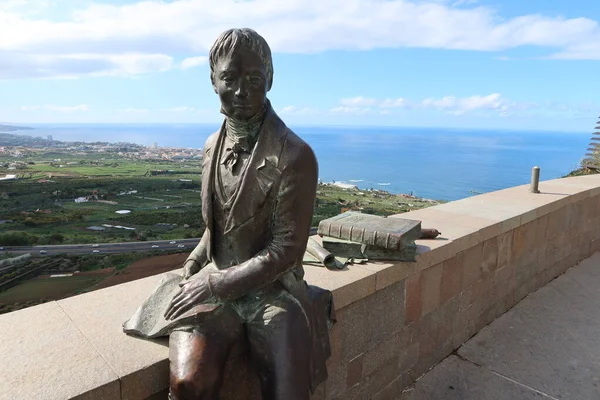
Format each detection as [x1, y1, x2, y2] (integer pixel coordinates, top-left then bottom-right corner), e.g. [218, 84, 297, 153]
[317, 211, 421, 262]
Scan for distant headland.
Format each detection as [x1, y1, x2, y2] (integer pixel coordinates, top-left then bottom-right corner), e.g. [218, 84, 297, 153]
[0, 124, 33, 132]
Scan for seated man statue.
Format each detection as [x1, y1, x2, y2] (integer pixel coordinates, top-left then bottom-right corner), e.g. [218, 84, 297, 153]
[123, 28, 334, 400]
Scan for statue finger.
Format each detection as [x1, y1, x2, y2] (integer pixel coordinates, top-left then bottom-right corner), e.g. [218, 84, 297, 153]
[164, 297, 186, 319]
[169, 303, 192, 320]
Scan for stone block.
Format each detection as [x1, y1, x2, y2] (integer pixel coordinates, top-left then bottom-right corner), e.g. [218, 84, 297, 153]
[57, 273, 172, 400]
[591, 237, 600, 255]
[304, 264, 376, 310]
[440, 255, 463, 305]
[371, 374, 413, 400]
[493, 264, 515, 300]
[457, 286, 473, 311]
[363, 330, 409, 377]
[405, 274, 422, 325]
[433, 297, 459, 346]
[337, 300, 370, 363]
[515, 257, 536, 287]
[568, 201, 584, 230]
[545, 211, 561, 240]
[346, 353, 364, 389]
[500, 215, 521, 233]
[534, 214, 548, 252]
[511, 219, 536, 261]
[418, 328, 437, 360]
[360, 261, 415, 292]
[451, 308, 474, 349]
[481, 236, 498, 277]
[461, 243, 483, 289]
[364, 281, 406, 346]
[0, 302, 120, 400]
[327, 322, 343, 368]
[398, 342, 420, 376]
[324, 362, 347, 400]
[471, 276, 493, 307]
[333, 380, 368, 400]
[365, 356, 401, 398]
[421, 263, 443, 317]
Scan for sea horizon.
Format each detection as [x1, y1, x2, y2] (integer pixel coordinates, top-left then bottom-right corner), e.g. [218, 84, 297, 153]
[2, 124, 590, 202]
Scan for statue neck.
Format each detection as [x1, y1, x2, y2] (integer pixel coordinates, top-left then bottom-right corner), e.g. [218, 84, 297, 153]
[222, 100, 269, 140]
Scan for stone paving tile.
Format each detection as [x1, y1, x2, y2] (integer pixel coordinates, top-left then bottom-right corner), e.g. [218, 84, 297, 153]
[454, 252, 600, 400]
[457, 308, 565, 397]
[411, 355, 551, 400]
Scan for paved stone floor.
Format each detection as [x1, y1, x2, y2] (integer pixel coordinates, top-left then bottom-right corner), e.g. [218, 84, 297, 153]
[405, 252, 600, 400]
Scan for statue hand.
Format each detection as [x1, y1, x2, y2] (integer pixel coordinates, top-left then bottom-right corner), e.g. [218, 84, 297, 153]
[182, 259, 200, 279]
[164, 268, 213, 320]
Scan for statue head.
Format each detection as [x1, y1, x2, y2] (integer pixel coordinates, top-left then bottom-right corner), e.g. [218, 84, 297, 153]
[209, 28, 273, 121]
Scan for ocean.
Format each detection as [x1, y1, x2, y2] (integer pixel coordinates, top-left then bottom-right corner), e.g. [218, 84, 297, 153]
[21, 123, 589, 201]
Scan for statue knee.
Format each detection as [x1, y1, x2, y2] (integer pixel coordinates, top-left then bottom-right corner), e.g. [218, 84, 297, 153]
[170, 371, 221, 400]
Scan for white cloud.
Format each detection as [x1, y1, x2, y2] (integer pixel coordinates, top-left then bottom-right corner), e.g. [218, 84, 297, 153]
[0, 53, 173, 79]
[19, 105, 41, 111]
[160, 106, 197, 112]
[336, 93, 515, 115]
[379, 98, 409, 108]
[339, 97, 377, 107]
[1, 0, 600, 79]
[421, 93, 507, 114]
[339, 96, 408, 109]
[44, 104, 89, 112]
[279, 106, 319, 115]
[180, 56, 208, 69]
[118, 108, 149, 113]
[329, 106, 372, 115]
[335, 93, 600, 117]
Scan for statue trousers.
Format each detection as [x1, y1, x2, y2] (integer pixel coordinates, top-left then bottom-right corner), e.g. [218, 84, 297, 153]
[168, 283, 312, 400]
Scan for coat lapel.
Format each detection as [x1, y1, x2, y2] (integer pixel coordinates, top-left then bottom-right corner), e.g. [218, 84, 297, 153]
[201, 123, 224, 236]
[223, 107, 287, 234]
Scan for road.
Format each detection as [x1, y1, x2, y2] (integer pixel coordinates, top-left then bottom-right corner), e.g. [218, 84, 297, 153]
[0, 238, 201, 257]
[0, 228, 318, 257]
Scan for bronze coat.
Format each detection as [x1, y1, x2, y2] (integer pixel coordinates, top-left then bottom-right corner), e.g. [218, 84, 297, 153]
[186, 106, 334, 392]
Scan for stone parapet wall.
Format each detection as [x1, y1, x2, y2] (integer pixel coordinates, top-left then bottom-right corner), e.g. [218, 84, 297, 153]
[2, 175, 600, 400]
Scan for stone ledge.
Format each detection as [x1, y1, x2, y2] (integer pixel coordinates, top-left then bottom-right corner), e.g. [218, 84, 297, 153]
[0, 302, 121, 400]
[2, 174, 600, 400]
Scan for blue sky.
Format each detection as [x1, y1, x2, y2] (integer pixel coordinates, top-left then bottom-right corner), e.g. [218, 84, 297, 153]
[0, 0, 599, 131]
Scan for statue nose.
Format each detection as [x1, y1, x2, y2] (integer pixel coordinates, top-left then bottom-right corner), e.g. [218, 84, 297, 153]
[235, 82, 248, 98]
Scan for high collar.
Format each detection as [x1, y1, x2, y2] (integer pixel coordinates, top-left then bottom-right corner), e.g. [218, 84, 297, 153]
[221, 99, 270, 147]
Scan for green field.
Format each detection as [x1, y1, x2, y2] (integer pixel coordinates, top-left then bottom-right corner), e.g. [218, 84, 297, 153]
[1, 151, 440, 246]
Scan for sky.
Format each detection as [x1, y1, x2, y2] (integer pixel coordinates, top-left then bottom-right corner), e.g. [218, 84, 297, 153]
[0, 0, 600, 131]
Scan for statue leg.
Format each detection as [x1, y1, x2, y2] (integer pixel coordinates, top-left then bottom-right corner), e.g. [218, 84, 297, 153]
[247, 294, 311, 400]
[169, 307, 242, 400]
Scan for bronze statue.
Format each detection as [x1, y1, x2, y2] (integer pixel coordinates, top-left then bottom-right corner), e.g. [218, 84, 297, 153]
[123, 28, 334, 400]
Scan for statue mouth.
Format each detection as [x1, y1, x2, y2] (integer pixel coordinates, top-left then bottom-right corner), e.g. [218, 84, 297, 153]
[232, 103, 252, 109]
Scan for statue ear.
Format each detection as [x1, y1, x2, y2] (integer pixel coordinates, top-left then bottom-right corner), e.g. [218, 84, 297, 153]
[211, 74, 217, 93]
[266, 75, 273, 92]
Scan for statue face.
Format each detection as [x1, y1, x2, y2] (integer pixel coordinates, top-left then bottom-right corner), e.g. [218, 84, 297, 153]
[212, 46, 269, 120]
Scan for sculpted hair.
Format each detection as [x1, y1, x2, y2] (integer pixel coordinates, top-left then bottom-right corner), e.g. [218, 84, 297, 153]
[209, 28, 274, 91]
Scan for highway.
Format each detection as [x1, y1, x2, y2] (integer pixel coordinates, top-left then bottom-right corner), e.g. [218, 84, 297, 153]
[0, 228, 318, 257]
[0, 238, 201, 257]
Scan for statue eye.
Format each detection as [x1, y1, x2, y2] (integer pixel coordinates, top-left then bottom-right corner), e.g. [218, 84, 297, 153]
[248, 75, 263, 85]
[221, 75, 234, 84]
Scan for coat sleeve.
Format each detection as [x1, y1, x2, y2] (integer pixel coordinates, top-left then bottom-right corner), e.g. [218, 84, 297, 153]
[184, 228, 209, 268]
[207, 143, 318, 301]
[183, 132, 218, 270]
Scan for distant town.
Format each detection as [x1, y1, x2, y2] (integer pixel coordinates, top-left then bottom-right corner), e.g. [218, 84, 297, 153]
[0, 126, 203, 169]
